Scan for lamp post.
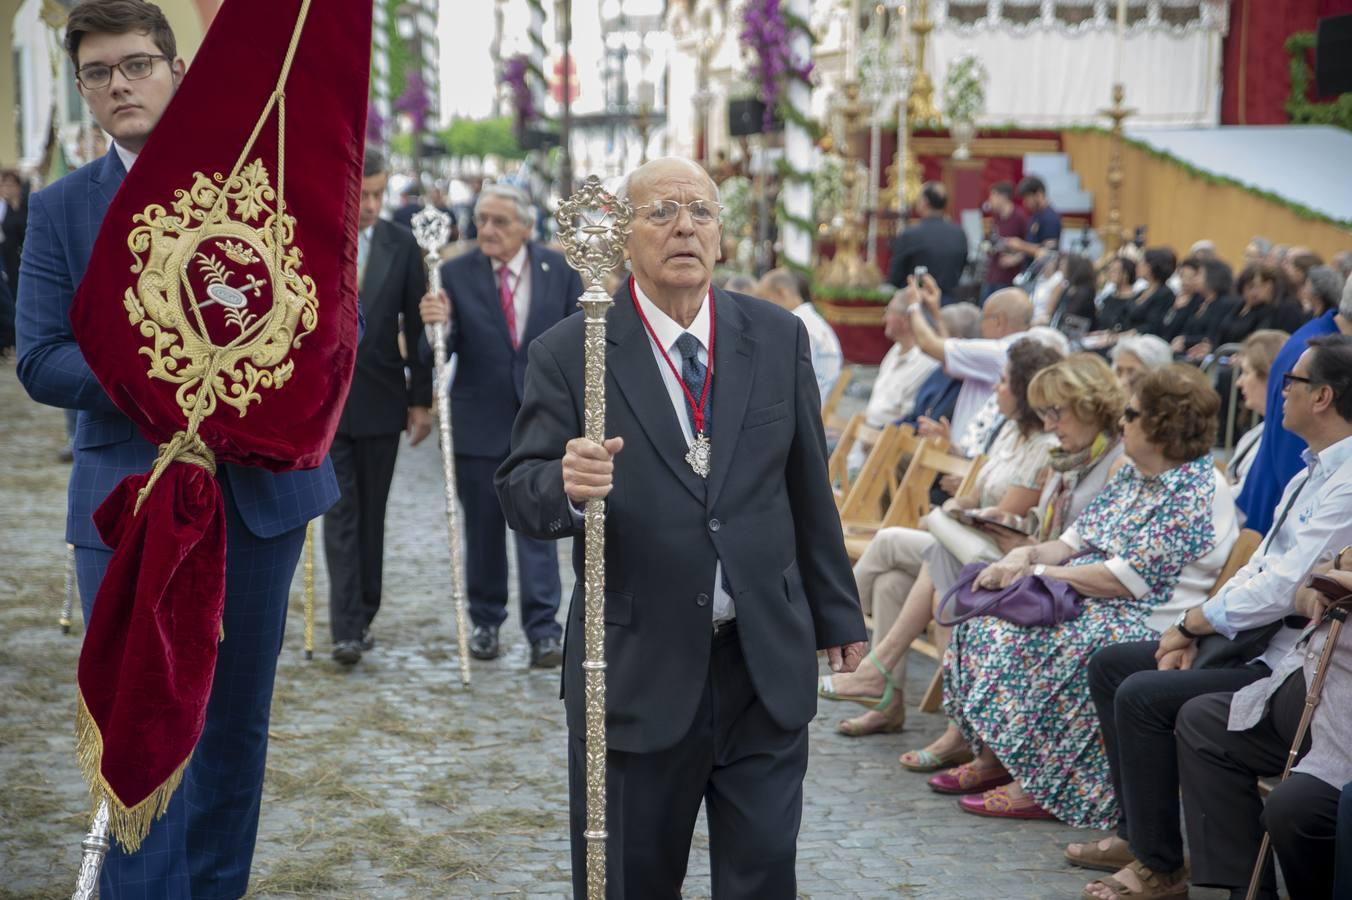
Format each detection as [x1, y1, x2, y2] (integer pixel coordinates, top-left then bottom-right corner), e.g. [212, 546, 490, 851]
[396, 2, 424, 189]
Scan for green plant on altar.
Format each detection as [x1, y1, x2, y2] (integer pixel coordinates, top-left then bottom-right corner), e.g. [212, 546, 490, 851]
[810, 155, 844, 223]
[1285, 32, 1352, 133]
[942, 52, 987, 123]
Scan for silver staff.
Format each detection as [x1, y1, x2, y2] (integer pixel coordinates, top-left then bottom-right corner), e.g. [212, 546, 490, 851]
[411, 206, 472, 687]
[554, 175, 632, 899]
[71, 798, 109, 900]
[60, 543, 76, 634]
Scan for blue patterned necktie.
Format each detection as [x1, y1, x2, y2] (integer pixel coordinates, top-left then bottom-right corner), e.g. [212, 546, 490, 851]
[673, 332, 710, 436]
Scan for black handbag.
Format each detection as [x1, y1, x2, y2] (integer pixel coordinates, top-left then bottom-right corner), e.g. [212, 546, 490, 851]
[1193, 620, 1285, 669]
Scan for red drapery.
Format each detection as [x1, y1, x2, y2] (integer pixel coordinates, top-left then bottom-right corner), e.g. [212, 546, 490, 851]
[1221, 0, 1352, 125]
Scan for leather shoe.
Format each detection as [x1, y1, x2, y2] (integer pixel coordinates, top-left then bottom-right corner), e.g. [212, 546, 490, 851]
[469, 625, 500, 660]
[530, 635, 563, 668]
[360, 628, 376, 652]
[332, 639, 362, 666]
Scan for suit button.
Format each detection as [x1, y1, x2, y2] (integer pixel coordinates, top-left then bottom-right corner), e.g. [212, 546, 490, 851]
[708, 518, 721, 532]
[695, 593, 710, 607]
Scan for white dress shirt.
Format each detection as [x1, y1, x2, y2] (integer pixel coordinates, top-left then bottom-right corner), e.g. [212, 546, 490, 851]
[791, 302, 843, 405]
[631, 281, 735, 626]
[1202, 433, 1352, 667]
[113, 142, 139, 173]
[491, 244, 532, 338]
[864, 343, 939, 427]
[943, 332, 1023, 440]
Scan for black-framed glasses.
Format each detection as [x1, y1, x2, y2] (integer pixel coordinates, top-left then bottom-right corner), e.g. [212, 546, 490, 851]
[1122, 405, 1141, 423]
[76, 53, 170, 90]
[634, 199, 722, 226]
[1282, 372, 1318, 392]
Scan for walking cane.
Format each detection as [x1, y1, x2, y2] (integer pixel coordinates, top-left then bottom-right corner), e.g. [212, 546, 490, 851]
[555, 176, 632, 900]
[303, 521, 315, 660]
[60, 543, 76, 634]
[411, 207, 472, 687]
[1244, 592, 1352, 900]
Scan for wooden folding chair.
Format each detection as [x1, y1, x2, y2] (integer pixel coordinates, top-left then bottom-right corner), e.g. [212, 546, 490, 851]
[837, 424, 916, 536]
[821, 366, 855, 434]
[843, 443, 984, 562]
[827, 413, 865, 509]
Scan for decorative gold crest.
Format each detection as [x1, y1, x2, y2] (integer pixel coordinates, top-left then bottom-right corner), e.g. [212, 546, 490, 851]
[123, 158, 318, 421]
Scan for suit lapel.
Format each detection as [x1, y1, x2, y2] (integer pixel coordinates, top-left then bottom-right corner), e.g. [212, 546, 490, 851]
[518, 244, 557, 352]
[91, 149, 125, 231]
[360, 221, 396, 302]
[705, 289, 755, 510]
[606, 292, 706, 503]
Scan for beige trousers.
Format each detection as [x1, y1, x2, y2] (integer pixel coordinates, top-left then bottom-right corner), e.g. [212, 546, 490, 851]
[852, 526, 936, 681]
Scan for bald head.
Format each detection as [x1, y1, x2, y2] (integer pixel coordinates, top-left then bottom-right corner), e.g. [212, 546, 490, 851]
[982, 288, 1033, 339]
[619, 157, 720, 206]
[757, 268, 803, 311]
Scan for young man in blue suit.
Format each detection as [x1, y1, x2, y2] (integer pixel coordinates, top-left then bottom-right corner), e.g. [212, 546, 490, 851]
[419, 183, 582, 667]
[16, 3, 340, 896]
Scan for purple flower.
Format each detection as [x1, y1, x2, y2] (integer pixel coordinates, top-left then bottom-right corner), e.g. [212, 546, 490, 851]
[739, 0, 813, 128]
[499, 54, 538, 126]
[394, 70, 431, 132]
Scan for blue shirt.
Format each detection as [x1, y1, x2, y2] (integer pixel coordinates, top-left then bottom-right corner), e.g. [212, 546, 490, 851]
[1236, 311, 1340, 534]
[1026, 206, 1062, 249]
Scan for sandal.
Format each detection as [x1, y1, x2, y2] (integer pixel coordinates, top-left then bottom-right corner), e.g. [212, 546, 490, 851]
[818, 650, 899, 712]
[1066, 838, 1136, 873]
[837, 702, 906, 736]
[927, 761, 1011, 795]
[1081, 861, 1188, 898]
[899, 745, 974, 772]
[958, 785, 1056, 820]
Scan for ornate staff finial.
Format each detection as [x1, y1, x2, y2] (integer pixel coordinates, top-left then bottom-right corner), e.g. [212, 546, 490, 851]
[555, 175, 633, 294]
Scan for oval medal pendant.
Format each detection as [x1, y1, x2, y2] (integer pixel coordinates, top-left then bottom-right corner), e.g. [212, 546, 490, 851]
[686, 432, 712, 479]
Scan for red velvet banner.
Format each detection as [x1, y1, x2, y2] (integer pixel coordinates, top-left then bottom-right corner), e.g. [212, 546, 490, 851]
[66, 0, 369, 849]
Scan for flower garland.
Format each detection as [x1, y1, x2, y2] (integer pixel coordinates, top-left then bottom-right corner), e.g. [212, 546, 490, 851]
[740, 0, 815, 132]
[1285, 32, 1352, 133]
[393, 69, 431, 133]
[500, 54, 538, 127]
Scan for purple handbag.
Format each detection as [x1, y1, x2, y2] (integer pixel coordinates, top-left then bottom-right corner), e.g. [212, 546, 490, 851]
[935, 561, 1086, 628]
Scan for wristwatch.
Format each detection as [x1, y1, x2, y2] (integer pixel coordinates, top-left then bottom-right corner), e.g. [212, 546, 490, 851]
[1032, 564, 1047, 577]
[1174, 610, 1200, 641]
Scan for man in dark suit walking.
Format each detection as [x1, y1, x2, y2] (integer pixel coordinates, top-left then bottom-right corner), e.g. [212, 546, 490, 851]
[887, 181, 969, 304]
[15, 3, 344, 895]
[419, 183, 582, 667]
[324, 147, 432, 665]
[496, 157, 867, 897]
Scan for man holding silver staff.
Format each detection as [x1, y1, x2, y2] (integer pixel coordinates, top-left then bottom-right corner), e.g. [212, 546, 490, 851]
[419, 183, 582, 667]
[496, 157, 867, 898]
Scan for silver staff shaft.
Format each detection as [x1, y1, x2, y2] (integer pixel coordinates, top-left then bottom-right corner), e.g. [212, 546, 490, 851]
[430, 314, 472, 686]
[412, 206, 471, 687]
[554, 174, 633, 900]
[71, 798, 109, 900]
[60, 543, 76, 634]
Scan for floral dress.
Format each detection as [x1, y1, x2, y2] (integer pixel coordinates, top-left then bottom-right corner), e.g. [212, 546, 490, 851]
[942, 454, 1223, 828]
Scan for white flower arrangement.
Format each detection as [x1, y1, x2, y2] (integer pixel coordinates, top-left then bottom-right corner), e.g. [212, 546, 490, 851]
[943, 52, 988, 122]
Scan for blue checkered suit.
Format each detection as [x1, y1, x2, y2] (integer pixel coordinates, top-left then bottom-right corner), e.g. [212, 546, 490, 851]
[16, 148, 338, 898]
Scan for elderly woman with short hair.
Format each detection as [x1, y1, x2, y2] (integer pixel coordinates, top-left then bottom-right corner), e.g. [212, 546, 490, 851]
[1110, 334, 1172, 391]
[932, 364, 1238, 827]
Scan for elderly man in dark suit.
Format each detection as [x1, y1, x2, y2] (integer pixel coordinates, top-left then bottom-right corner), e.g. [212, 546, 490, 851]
[324, 147, 432, 665]
[887, 181, 969, 305]
[419, 183, 583, 667]
[496, 157, 867, 898]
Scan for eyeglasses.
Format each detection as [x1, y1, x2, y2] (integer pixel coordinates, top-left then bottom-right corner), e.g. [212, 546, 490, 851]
[1122, 405, 1141, 423]
[76, 53, 170, 90]
[634, 199, 722, 226]
[1281, 372, 1318, 392]
[473, 213, 519, 230]
[1035, 405, 1064, 424]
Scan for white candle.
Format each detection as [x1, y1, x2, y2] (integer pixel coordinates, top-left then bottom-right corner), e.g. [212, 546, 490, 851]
[1114, 0, 1126, 85]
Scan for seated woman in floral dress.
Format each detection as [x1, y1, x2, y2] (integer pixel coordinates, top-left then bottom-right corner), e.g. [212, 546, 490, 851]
[933, 364, 1239, 827]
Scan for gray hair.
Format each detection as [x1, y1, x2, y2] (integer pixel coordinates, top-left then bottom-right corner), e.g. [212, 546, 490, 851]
[939, 302, 980, 339]
[1247, 236, 1273, 256]
[475, 182, 536, 231]
[1025, 325, 1071, 356]
[1307, 265, 1345, 315]
[1341, 267, 1352, 319]
[1112, 334, 1173, 370]
[722, 274, 758, 294]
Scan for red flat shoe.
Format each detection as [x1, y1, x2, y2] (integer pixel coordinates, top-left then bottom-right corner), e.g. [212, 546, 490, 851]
[958, 786, 1056, 820]
[927, 762, 1012, 795]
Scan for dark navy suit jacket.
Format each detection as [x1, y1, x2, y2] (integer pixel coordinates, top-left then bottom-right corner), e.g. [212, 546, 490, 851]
[16, 148, 341, 549]
[419, 243, 583, 459]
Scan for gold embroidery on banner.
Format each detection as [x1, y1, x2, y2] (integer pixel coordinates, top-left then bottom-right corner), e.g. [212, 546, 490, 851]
[122, 158, 317, 421]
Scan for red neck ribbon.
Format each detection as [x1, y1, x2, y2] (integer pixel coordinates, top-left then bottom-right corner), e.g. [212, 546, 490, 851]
[629, 276, 715, 435]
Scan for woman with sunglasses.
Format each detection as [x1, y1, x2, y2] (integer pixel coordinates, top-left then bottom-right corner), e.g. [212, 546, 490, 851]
[931, 364, 1238, 829]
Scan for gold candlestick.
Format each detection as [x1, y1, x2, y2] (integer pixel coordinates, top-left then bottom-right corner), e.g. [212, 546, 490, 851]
[554, 176, 633, 900]
[907, 0, 940, 126]
[1101, 83, 1134, 256]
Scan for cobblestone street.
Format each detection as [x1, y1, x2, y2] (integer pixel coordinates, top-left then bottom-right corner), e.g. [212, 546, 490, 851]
[0, 362, 1227, 899]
